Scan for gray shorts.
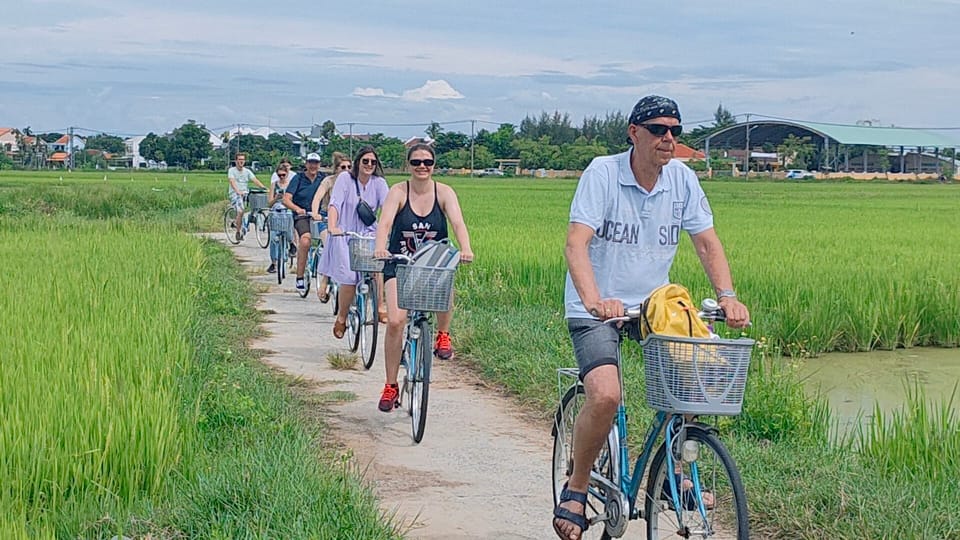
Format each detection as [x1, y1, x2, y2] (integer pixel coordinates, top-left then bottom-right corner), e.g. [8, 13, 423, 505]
[568, 318, 622, 380]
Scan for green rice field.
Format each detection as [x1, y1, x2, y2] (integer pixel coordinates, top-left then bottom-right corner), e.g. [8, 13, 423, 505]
[0, 172, 399, 538]
[1, 170, 959, 538]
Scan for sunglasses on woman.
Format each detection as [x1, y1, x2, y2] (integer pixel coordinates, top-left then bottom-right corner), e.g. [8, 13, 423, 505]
[339, 164, 350, 170]
[409, 159, 435, 167]
[361, 158, 378, 166]
[640, 123, 683, 137]
[277, 173, 287, 178]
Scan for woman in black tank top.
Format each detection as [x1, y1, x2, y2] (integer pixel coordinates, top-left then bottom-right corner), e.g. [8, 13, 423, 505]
[370, 144, 475, 412]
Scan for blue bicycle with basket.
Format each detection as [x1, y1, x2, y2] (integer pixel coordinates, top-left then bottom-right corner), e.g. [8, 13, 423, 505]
[552, 299, 754, 539]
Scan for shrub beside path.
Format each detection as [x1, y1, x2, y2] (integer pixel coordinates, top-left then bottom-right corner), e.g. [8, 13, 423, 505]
[223, 237, 555, 539]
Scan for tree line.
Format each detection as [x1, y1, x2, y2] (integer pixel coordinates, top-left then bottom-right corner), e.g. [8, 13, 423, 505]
[6, 105, 739, 171]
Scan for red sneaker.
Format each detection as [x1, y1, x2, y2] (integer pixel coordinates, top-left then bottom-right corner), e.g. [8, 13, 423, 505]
[378, 384, 399, 412]
[434, 331, 454, 360]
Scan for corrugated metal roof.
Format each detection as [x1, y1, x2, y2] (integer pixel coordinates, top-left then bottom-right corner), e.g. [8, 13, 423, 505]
[796, 120, 959, 147]
[709, 119, 959, 148]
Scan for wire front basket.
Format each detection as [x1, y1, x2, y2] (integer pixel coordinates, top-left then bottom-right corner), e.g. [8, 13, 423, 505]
[269, 211, 293, 234]
[348, 235, 384, 272]
[396, 264, 456, 312]
[249, 192, 269, 212]
[641, 335, 754, 415]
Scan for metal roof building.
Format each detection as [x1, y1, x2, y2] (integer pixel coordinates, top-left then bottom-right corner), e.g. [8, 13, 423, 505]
[705, 118, 960, 174]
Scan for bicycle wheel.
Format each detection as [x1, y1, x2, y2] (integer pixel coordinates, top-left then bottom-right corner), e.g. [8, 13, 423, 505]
[401, 331, 414, 417]
[552, 384, 622, 539]
[276, 234, 286, 285]
[348, 302, 361, 353]
[360, 278, 378, 370]
[331, 283, 339, 315]
[255, 211, 270, 248]
[410, 319, 432, 443]
[645, 424, 748, 540]
[298, 247, 312, 298]
[223, 207, 240, 245]
[311, 249, 323, 300]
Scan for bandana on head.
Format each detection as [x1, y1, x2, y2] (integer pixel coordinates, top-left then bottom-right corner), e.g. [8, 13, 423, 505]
[628, 95, 681, 125]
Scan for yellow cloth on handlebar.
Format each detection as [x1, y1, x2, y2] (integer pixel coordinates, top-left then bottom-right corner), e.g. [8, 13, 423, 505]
[639, 284, 711, 340]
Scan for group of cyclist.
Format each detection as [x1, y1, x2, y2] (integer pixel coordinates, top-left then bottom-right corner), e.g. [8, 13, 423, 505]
[225, 143, 473, 414]
[225, 94, 753, 540]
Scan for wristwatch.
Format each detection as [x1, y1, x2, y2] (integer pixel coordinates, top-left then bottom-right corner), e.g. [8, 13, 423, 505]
[717, 289, 737, 299]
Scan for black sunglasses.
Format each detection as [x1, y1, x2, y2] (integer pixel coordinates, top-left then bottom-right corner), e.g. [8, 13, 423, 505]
[361, 158, 378, 166]
[640, 123, 683, 137]
[339, 164, 350, 170]
[409, 159, 435, 167]
[277, 173, 287, 178]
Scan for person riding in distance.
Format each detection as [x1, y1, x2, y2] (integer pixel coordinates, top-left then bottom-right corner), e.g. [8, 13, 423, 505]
[227, 152, 266, 240]
[311, 151, 352, 302]
[266, 162, 294, 273]
[282, 153, 326, 291]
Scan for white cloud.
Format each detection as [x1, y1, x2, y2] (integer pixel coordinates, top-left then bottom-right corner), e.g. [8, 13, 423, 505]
[400, 80, 464, 102]
[352, 87, 399, 98]
[353, 80, 464, 102]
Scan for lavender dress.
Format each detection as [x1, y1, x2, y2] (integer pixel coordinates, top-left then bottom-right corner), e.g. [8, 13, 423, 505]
[317, 171, 388, 286]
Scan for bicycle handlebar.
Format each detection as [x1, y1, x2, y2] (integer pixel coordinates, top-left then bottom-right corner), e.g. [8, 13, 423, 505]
[606, 298, 729, 325]
[375, 252, 413, 263]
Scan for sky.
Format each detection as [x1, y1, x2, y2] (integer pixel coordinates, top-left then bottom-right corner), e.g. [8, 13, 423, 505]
[3, 0, 960, 141]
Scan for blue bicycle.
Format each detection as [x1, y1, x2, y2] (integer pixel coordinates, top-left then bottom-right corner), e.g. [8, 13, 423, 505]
[552, 300, 754, 539]
[344, 232, 382, 370]
[294, 215, 325, 299]
[381, 246, 459, 443]
[268, 209, 295, 285]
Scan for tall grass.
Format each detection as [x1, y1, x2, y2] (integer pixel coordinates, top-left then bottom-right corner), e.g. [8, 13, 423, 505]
[0, 218, 198, 531]
[0, 179, 399, 537]
[447, 178, 960, 355]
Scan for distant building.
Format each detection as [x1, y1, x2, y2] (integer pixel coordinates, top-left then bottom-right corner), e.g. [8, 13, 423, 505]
[124, 135, 147, 168]
[403, 136, 434, 149]
[674, 142, 705, 162]
[0, 128, 18, 154]
[50, 134, 85, 153]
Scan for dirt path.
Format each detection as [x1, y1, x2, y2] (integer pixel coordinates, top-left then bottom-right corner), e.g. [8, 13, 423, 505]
[223, 237, 556, 539]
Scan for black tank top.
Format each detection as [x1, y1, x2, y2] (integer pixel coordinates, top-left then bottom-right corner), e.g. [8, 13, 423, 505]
[388, 181, 448, 256]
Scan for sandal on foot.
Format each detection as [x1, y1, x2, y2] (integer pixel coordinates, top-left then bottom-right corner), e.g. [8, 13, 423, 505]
[333, 319, 346, 339]
[378, 309, 388, 324]
[553, 483, 589, 540]
[661, 474, 714, 511]
[317, 290, 330, 303]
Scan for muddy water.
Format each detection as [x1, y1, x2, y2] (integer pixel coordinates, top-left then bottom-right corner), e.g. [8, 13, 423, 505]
[798, 348, 960, 435]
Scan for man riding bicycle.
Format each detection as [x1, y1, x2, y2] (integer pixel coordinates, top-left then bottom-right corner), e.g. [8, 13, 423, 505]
[553, 95, 750, 540]
[283, 152, 325, 291]
[227, 152, 266, 241]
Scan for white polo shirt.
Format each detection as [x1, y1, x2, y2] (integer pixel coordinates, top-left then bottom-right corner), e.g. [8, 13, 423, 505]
[564, 149, 714, 319]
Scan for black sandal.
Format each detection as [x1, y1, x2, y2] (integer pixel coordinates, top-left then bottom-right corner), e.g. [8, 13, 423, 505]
[553, 483, 589, 539]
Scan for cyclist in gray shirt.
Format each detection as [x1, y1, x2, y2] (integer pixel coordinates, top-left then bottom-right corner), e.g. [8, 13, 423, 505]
[554, 95, 750, 540]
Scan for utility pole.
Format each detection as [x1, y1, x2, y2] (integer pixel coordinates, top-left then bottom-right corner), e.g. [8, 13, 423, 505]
[68, 126, 74, 170]
[348, 123, 354, 157]
[470, 119, 476, 174]
[743, 114, 751, 176]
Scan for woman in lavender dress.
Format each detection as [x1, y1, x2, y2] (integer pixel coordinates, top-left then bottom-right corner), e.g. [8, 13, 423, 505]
[321, 145, 389, 339]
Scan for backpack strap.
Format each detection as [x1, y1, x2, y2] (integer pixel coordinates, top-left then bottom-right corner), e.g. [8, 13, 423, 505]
[678, 299, 694, 337]
[640, 296, 653, 337]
